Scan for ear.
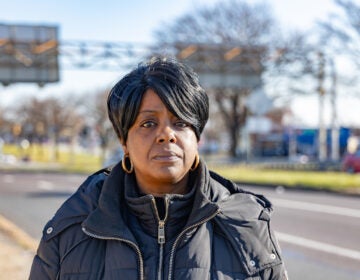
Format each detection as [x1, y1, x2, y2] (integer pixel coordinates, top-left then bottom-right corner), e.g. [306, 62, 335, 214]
[119, 138, 128, 154]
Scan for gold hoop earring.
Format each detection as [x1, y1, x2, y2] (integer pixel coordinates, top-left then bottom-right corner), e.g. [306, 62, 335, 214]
[122, 154, 134, 173]
[190, 154, 200, 171]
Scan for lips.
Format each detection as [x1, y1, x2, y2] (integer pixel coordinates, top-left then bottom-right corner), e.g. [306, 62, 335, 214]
[153, 151, 181, 161]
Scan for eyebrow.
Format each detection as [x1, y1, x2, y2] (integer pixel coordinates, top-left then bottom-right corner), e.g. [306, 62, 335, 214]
[138, 110, 157, 114]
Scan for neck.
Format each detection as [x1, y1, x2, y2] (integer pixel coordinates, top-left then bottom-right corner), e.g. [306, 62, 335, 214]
[136, 174, 190, 196]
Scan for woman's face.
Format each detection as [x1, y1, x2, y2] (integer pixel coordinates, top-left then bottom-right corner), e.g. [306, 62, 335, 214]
[122, 89, 199, 195]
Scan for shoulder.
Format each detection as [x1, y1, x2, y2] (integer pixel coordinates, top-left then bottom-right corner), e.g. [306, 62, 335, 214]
[209, 171, 284, 276]
[31, 168, 112, 278]
[42, 167, 111, 242]
[209, 170, 273, 217]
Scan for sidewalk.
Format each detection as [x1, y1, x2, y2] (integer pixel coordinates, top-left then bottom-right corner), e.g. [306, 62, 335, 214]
[0, 215, 37, 280]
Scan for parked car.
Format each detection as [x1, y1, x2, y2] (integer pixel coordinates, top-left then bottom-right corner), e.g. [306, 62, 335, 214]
[342, 150, 360, 173]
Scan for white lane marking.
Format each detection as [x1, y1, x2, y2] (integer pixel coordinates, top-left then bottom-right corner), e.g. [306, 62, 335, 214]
[37, 180, 55, 190]
[271, 198, 360, 218]
[3, 175, 15, 183]
[276, 231, 360, 261]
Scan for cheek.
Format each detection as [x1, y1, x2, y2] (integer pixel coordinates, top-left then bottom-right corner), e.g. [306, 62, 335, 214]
[127, 138, 147, 156]
[123, 131, 144, 155]
[183, 133, 199, 155]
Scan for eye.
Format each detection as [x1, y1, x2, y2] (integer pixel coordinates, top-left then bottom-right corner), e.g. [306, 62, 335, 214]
[175, 120, 190, 128]
[140, 120, 156, 128]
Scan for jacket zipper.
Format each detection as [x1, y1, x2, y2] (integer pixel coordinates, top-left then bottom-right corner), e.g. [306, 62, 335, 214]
[82, 227, 144, 280]
[151, 196, 169, 280]
[167, 208, 220, 280]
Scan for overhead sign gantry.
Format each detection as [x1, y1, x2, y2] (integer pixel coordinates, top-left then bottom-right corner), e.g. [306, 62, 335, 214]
[0, 23, 59, 87]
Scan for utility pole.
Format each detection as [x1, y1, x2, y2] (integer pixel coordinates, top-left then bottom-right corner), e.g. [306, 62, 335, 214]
[330, 58, 340, 161]
[317, 52, 327, 162]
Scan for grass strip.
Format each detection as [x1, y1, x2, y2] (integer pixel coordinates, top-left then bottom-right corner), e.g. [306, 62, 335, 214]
[210, 164, 360, 194]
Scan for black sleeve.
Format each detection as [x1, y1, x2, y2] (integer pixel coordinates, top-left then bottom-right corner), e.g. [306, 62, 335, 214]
[29, 236, 60, 280]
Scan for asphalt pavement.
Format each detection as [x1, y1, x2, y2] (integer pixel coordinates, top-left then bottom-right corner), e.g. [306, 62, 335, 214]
[1, 164, 360, 279]
[0, 162, 87, 279]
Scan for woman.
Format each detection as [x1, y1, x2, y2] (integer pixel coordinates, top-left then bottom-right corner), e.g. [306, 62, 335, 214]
[29, 57, 288, 279]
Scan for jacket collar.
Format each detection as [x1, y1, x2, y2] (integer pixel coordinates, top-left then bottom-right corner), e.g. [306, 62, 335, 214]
[82, 160, 220, 241]
[82, 162, 136, 242]
[124, 170, 196, 241]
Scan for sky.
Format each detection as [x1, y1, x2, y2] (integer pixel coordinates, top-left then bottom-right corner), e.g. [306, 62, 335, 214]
[1, 0, 357, 128]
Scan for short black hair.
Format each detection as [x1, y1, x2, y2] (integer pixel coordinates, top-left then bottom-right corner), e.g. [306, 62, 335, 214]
[107, 56, 209, 142]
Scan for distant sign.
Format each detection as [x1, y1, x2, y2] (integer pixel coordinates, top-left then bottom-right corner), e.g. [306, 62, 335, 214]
[176, 43, 264, 89]
[199, 73, 261, 89]
[0, 23, 59, 86]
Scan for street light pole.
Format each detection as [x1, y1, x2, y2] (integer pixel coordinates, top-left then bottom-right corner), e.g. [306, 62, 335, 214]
[317, 52, 327, 163]
[330, 58, 340, 162]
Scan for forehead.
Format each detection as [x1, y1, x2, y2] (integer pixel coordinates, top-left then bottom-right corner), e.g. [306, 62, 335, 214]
[139, 89, 166, 111]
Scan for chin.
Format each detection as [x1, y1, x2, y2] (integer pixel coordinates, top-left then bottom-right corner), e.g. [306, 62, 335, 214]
[155, 168, 188, 183]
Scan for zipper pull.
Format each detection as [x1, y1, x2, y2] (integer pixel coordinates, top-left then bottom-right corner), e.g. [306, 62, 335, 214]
[158, 220, 165, 244]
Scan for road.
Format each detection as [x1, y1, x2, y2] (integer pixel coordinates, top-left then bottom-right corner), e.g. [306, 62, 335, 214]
[0, 171, 359, 280]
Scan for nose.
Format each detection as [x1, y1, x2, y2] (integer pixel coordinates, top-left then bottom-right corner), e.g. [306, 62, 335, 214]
[157, 125, 177, 144]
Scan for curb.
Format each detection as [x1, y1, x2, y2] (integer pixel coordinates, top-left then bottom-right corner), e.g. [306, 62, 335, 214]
[0, 214, 38, 253]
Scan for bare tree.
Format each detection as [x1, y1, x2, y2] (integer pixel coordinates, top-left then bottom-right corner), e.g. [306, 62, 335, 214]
[77, 89, 118, 163]
[16, 96, 82, 160]
[319, 0, 360, 63]
[0, 106, 14, 141]
[152, 0, 311, 158]
[317, 0, 360, 95]
[92, 90, 118, 162]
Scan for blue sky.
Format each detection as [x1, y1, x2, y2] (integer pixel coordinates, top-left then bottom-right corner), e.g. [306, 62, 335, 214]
[2, 0, 355, 127]
[1, 0, 221, 42]
[1, 0, 337, 42]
